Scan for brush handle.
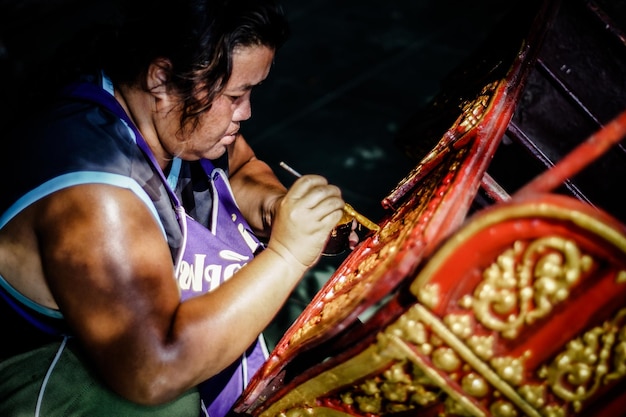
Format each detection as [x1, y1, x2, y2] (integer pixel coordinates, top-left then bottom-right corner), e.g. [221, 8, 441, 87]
[343, 203, 380, 231]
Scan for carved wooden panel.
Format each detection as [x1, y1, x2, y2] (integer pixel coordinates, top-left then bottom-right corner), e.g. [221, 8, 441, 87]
[233, 0, 626, 415]
[252, 195, 626, 416]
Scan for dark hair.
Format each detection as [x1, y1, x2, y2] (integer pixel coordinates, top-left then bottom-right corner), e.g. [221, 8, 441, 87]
[102, 0, 290, 129]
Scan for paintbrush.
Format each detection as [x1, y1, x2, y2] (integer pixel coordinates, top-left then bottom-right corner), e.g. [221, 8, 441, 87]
[279, 161, 380, 232]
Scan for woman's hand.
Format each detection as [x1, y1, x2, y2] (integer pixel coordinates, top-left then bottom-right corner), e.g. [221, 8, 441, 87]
[267, 175, 344, 268]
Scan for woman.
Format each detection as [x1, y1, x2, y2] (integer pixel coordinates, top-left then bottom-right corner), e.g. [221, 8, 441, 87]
[0, 0, 346, 415]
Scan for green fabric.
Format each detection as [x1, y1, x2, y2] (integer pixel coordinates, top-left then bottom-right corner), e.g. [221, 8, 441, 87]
[0, 339, 200, 417]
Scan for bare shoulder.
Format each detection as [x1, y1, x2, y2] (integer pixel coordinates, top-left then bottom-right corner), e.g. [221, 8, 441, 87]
[0, 183, 174, 310]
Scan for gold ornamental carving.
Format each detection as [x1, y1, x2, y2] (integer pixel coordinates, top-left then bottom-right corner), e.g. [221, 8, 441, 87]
[264, 202, 626, 417]
[303, 305, 530, 417]
[538, 308, 626, 413]
[459, 236, 593, 339]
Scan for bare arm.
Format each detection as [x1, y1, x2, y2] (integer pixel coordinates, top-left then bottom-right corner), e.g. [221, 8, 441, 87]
[227, 134, 287, 237]
[34, 179, 343, 405]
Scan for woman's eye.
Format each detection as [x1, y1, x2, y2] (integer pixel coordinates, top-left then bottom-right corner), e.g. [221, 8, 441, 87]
[228, 95, 242, 102]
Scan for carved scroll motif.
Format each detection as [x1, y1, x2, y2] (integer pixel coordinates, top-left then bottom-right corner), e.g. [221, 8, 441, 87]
[459, 236, 593, 339]
[539, 308, 626, 413]
[411, 235, 626, 416]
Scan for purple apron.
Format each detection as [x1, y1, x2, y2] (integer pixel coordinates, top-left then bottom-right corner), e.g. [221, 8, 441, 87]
[179, 161, 268, 417]
[64, 81, 268, 417]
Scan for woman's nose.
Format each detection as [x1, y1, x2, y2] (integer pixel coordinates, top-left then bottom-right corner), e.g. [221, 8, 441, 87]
[233, 97, 252, 122]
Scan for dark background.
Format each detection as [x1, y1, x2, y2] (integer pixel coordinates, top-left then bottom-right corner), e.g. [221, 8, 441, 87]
[0, 0, 515, 348]
[243, 0, 514, 346]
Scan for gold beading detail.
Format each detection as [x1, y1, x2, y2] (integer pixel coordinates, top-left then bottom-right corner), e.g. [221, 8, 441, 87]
[334, 359, 442, 415]
[489, 399, 519, 417]
[491, 353, 529, 386]
[417, 282, 440, 309]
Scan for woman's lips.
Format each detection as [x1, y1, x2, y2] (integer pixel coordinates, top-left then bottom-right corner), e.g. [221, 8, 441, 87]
[222, 131, 238, 145]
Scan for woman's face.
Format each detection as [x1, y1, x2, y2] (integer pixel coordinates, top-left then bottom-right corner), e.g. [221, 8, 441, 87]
[159, 45, 275, 161]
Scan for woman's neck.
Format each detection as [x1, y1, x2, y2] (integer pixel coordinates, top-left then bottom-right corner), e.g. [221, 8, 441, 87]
[114, 85, 172, 171]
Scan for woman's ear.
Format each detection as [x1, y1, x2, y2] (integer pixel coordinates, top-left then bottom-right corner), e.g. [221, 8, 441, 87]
[146, 58, 172, 98]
